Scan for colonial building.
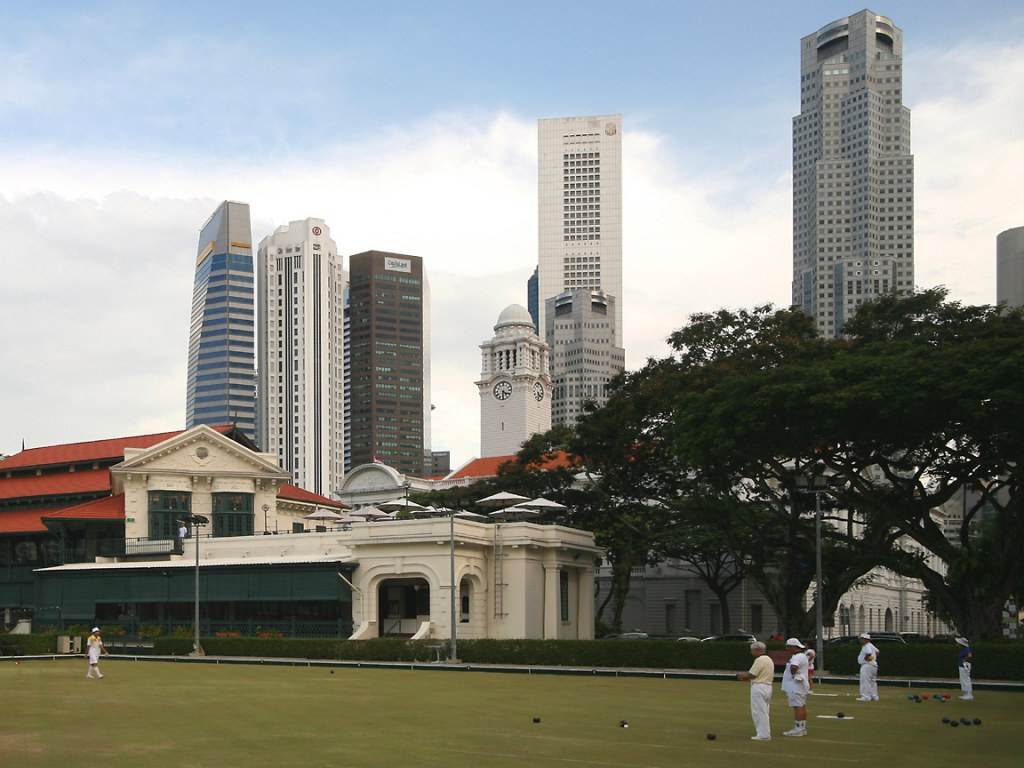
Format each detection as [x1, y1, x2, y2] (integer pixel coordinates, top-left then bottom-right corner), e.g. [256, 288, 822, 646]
[3, 425, 597, 641]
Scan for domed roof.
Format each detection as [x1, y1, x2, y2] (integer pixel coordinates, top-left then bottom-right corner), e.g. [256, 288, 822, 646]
[495, 304, 534, 330]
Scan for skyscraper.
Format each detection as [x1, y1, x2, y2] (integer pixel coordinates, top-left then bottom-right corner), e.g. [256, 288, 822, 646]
[793, 11, 915, 337]
[346, 251, 429, 475]
[527, 267, 539, 332]
[997, 226, 1024, 308]
[545, 289, 624, 427]
[186, 201, 257, 439]
[537, 115, 623, 347]
[256, 219, 346, 496]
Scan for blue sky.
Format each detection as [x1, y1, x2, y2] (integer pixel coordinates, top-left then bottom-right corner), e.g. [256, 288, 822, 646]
[5, 0, 1022, 169]
[2, 0, 1023, 460]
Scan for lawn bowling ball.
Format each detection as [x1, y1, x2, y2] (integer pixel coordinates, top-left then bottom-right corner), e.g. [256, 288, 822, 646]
[907, 694, 915, 700]
[973, 719, 982, 726]
[951, 721, 959, 728]
[916, 697, 923, 703]
[330, 670, 335, 674]
[960, 718, 970, 725]
[837, 713, 845, 719]
[922, 694, 930, 700]
[533, 717, 541, 724]
[619, 720, 629, 729]
[942, 717, 951, 724]
[706, 733, 717, 741]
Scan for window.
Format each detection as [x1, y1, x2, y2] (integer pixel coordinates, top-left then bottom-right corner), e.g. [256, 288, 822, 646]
[559, 570, 570, 622]
[212, 493, 254, 537]
[148, 491, 191, 539]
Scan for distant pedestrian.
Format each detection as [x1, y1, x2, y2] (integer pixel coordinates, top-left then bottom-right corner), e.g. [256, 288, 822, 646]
[736, 641, 774, 740]
[178, 522, 189, 540]
[781, 638, 810, 737]
[956, 637, 973, 700]
[856, 633, 880, 701]
[85, 627, 108, 679]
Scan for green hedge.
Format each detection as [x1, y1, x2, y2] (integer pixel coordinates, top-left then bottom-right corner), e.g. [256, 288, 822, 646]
[0, 634, 57, 656]
[823, 642, 1023, 680]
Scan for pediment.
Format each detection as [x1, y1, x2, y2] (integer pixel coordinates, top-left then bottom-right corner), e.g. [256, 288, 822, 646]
[113, 425, 287, 478]
[342, 463, 404, 492]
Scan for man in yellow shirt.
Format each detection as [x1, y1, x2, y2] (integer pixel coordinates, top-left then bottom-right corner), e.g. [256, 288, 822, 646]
[737, 641, 774, 740]
[86, 627, 108, 679]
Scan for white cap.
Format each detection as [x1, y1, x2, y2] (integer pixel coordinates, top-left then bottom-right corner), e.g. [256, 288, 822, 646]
[91, 627, 100, 633]
[859, 632, 871, 640]
[785, 637, 805, 648]
[955, 636, 970, 647]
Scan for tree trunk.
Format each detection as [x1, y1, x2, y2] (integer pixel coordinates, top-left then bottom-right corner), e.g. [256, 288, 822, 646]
[708, 585, 733, 634]
[609, 556, 634, 634]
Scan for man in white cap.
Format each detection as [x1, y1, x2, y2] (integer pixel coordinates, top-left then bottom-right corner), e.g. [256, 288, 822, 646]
[856, 633, 880, 701]
[736, 641, 774, 740]
[780, 637, 810, 737]
[956, 637, 974, 700]
[85, 627, 108, 679]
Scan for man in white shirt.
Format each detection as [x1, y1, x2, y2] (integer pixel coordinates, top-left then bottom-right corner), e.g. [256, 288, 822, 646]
[780, 637, 810, 737]
[85, 627, 108, 679]
[737, 641, 774, 740]
[856, 633, 880, 701]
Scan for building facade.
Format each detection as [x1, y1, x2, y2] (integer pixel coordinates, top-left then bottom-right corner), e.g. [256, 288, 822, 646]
[347, 251, 429, 476]
[186, 201, 258, 438]
[537, 115, 623, 347]
[997, 226, 1024, 308]
[527, 267, 539, 332]
[792, 11, 915, 337]
[477, 304, 552, 458]
[256, 219, 346, 497]
[545, 289, 625, 426]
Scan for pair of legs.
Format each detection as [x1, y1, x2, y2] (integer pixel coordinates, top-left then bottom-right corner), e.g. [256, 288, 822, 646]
[959, 665, 973, 700]
[784, 693, 807, 736]
[749, 683, 772, 740]
[858, 664, 879, 700]
[86, 661, 103, 678]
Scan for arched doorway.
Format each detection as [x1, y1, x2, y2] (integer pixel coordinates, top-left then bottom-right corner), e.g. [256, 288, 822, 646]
[858, 605, 865, 634]
[884, 607, 894, 632]
[378, 578, 430, 637]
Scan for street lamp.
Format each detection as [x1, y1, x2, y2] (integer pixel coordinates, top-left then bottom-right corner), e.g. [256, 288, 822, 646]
[179, 513, 209, 656]
[794, 471, 828, 672]
[262, 503, 270, 534]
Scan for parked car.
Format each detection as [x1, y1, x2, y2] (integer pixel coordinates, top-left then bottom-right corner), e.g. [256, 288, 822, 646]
[828, 633, 906, 645]
[676, 636, 702, 643]
[604, 631, 650, 640]
[701, 633, 758, 643]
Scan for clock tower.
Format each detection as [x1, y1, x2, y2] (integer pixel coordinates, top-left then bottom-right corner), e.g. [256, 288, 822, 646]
[477, 304, 552, 458]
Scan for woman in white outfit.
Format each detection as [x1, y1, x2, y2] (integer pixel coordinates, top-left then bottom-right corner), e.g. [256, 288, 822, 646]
[737, 641, 774, 740]
[86, 627, 107, 679]
[781, 638, 811, 736]
[856, 632, 880, 701]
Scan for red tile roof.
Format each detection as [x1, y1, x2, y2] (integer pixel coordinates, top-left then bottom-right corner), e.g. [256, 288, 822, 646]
[42, 494, 125, 521]
[0, 468, 111, 501]
[0, 425, 234, 471]
[276, 484, 347, 509]
[0, 508, 65, 534]
[447, 451, 577, 480]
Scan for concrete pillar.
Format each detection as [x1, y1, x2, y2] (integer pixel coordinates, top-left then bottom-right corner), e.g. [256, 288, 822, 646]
[577, 565, 594, 639]
[543, 563, 560, 640]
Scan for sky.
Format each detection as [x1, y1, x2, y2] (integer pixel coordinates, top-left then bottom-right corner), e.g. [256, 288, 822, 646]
[1, 0, 1022, 467]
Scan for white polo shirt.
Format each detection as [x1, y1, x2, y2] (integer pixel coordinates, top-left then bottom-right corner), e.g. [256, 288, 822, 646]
[781, 651, 810, 694]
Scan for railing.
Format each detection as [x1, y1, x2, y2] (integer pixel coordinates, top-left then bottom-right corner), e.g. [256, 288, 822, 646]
[64, 536, 183, 563]
[34, 618, 353, 640]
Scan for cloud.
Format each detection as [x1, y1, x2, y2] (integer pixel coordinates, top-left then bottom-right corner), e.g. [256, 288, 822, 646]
[1, 41, 1021, 467]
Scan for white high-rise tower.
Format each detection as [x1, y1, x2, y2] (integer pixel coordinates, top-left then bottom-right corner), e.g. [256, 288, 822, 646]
[477, 305, 551, 458]
[537, 115, 623, 346]
[793, 11, 915, 336]
[257, 219, 346, 496]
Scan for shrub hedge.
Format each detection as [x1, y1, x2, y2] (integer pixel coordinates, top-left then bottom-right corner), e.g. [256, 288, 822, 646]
[10, 635, 1021, 681]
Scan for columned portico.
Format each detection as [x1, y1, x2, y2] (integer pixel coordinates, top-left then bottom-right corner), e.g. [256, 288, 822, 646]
[543, 561, 561, 639]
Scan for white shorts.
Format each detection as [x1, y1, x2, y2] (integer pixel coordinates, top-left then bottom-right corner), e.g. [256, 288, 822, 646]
[786, 691, 807, 707]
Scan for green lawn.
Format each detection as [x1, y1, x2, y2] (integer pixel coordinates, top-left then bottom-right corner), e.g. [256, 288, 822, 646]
[2, 659, 1018, 768]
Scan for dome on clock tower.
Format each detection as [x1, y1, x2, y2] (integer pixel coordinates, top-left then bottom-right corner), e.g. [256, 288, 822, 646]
[494, 303, 534, 331]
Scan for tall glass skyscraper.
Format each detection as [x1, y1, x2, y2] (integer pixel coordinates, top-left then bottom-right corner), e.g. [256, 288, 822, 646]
[185, 201, 257, 439]
[793, 11, 915, 337]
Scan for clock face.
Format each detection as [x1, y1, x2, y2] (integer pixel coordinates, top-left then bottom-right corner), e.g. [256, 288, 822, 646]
[533, 381, 545, 401]
[493, 381, 513, 401]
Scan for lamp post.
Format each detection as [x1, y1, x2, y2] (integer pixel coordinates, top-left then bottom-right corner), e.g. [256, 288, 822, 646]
[795, 472, 827, 672]
[179, 513, 209, 656]
[262, 503, 270, 534]
[449, 510, 457, 663]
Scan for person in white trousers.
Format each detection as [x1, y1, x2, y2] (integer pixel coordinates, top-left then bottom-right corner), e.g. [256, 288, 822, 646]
[85, 627, 108, 679]
[856, 633, 880, 701]
[781, 638, 811, 737]
[737, 641, 774, 740]
[956, 637, 974, 700]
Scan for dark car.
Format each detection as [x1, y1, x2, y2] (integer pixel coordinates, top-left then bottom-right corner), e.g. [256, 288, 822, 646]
[701, 633, 758, 643]
[828, 633, 906, 645]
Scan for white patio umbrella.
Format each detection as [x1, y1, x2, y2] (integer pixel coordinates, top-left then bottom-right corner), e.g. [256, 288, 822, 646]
[376, 498, 427, 513]
[476, 491, 530, 508]
[520, 497, 568, 512]
[488, 505, 540, 519]
[348, 505, 390, 519]
[303, 508, 345, 521]
[454, 510, 489, 521]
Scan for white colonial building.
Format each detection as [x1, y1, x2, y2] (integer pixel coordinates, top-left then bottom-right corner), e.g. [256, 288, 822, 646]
[477, 304, 552, 458]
